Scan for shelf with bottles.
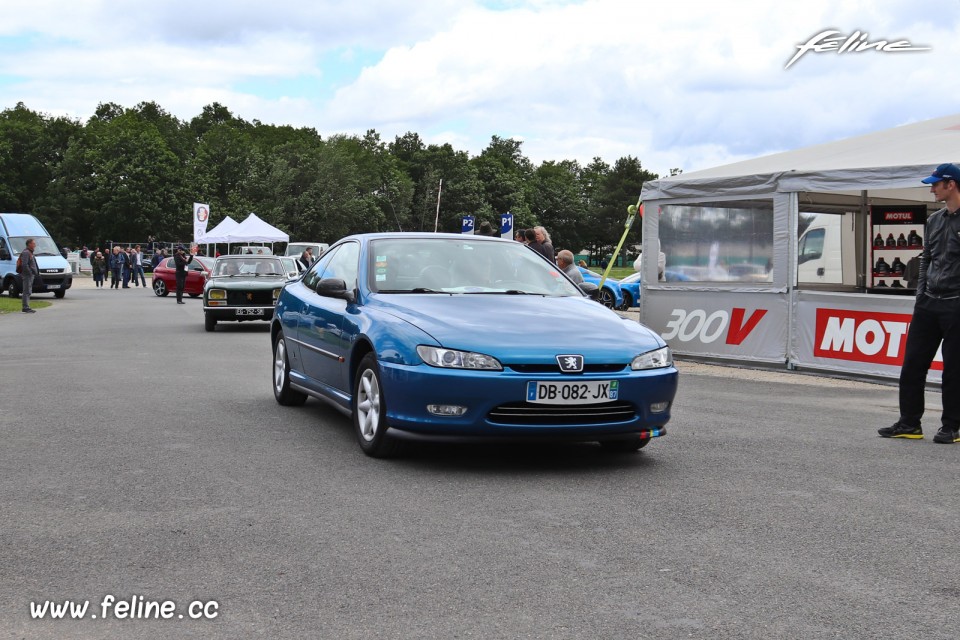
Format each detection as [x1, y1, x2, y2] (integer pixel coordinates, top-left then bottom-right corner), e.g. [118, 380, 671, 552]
[871, 229, 924, 251]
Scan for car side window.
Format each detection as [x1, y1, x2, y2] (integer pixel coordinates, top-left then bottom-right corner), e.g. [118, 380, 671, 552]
[165, 258, 175, 268]
[302, 245, 341, 290]
[322, 241, 359, 289]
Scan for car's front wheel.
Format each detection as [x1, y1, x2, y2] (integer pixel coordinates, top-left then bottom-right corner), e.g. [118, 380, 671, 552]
[204, 314, 217, 332]
[273, 332, 306, 406]
[7, 279, 20, 298]
[598, 287, 616, 308]
[353, 353, 402, 458]
[153, 279, 168, 296]
[54, 290, 65, 299]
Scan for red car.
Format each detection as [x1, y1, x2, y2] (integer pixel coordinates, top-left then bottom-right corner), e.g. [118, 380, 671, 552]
[152, 256, 215, 297]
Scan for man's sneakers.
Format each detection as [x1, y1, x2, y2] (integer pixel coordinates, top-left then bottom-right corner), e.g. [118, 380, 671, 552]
[933, 426, 960, 444]
[878, 423, 960, 443]
[878, 422, 923, 439]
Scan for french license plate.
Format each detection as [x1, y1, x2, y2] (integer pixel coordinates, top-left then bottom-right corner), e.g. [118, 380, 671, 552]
[45, 284, 60, 289]
[236, 308, 264, 316]
[526, 380, 618, 405]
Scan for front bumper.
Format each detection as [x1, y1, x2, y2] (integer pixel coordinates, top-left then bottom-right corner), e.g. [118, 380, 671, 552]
[203, 305, 275, 321]
[377, 360, 678, 438]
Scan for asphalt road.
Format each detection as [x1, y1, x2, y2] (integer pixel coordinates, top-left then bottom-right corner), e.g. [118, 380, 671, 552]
[1, 278, 957, 640]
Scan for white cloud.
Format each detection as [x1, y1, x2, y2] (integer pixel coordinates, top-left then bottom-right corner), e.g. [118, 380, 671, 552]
[1, 0, 958, 175]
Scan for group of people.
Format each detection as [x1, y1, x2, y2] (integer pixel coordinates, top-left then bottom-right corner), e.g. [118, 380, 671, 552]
[510, 225, 584, 285]
[88, 245, 150, 289]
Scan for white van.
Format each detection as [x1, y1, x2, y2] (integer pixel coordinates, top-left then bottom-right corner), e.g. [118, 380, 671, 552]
[284, 242, 329, 260]
[797, 212, 856, 285]
[0, 213, 73, 298]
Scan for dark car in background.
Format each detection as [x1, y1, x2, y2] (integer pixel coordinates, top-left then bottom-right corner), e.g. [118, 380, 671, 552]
[151, 256, 214, 297]
[202, 255, 290, 331]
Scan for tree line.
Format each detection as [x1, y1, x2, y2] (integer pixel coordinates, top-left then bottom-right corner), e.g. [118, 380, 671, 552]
[0, 101, 667, 258]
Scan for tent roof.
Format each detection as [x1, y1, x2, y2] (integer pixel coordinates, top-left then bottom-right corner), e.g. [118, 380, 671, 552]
[200, 215, 239, 244]
[642, 113, 960, 201]
[216, 213, 288, 243]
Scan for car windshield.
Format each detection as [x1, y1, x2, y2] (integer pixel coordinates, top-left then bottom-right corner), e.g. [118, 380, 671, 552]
[213, 257, 283, 276]
[10, 236, 60, 256]
[369, 237, 583, 296]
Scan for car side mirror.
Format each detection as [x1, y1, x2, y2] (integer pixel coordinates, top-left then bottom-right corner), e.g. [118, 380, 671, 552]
[316, 277, 356, 303]
[578, 281, 600, 301]
[0, 249, 9, 261]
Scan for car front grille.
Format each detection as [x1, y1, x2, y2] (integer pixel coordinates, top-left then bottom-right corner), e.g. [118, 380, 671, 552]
[487, 401, 636, 426]
[227, 290, 274, 305]
[508, 364, 626, 374]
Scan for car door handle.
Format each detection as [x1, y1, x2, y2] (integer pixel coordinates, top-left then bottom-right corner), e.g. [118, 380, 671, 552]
[817, 267, 824, 276]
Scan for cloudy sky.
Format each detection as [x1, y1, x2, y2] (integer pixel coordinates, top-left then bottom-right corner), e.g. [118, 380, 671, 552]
[2, 0, 958, 176]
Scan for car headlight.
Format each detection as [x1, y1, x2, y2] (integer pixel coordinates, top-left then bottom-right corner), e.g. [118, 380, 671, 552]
[417, 346, 503, 370]
[631, 346, 672, 370]
[272, 288, 282, 300]
[208, 289, 226, 300]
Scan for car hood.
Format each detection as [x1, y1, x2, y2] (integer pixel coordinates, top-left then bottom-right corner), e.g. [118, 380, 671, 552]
[206, 275, 285, 289]
[369, 293, 665, 362]
[35, 255, 70, 271]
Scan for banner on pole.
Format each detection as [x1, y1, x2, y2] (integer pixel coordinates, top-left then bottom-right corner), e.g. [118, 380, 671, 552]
[193, 203, 210, 243]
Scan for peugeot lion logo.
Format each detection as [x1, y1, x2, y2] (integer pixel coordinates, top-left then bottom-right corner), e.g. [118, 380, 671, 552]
[557, 355, 584, 373]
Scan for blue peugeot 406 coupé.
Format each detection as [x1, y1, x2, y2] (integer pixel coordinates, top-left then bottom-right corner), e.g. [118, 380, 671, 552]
[271, 233, 678, 457]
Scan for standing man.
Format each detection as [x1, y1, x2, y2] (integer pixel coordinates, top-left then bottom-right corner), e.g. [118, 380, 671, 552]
[556, 249, 584, 284]
[110, 246, 123, 289]
[879, 163, 960, 444]
[173, 244, 195, 304]
[534, 226, 555, 262]
[131, 245, 147, 287]
[19, 238, 39, 313]
[298, 247, 314, 271]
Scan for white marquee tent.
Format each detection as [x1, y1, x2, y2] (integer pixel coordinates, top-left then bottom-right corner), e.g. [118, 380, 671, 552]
[200, 215, 239, 244]
[221, 213, 289, 244]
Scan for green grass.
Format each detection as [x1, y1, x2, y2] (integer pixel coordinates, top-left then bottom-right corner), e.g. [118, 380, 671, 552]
[0, 295, 52, 314]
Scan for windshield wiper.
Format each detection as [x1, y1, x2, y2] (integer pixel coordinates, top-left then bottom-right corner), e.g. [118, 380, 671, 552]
[35, 252, 57, 256]
[375, 288, 443, 293]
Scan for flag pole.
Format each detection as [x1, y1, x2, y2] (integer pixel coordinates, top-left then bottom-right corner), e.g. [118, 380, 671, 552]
[433, 179, 443, 232]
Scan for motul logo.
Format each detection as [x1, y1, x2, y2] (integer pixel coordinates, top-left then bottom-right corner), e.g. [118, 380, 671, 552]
[662, 308, 768, 345]
[883, 212, 915, 222]
[814, 308, 943, 370]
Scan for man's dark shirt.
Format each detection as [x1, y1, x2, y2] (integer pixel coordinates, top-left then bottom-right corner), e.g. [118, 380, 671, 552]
[918, 206, 960, 297]
[174, 252, 194, 273]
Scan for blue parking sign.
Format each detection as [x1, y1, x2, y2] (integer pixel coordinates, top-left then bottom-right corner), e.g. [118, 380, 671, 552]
[500, 213, 513, 239]
[462, 216, 475, 235]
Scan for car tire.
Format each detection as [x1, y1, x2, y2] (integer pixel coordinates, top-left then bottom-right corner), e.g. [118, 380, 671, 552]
[153, 280, 168, 296]
[204, 314, 217, 332]
[54, 290, 65, 299]
[273, 332, 307, 406]
[353, 353, 403, 458]
[599, 288, 615, 308]
[189, 293, 200, 298]
[599, 436, 650, 452]
[7, 279, 20, 298]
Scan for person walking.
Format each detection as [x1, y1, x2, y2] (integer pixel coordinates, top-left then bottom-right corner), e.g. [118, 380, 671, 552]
[19, 238, 39, 313]
[879, 163, 960, 444]
[173, 244, 196, 304]
[110, 246, 123, 289]
[121, 247, 132, 288]
[91, 250, 106, 288]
